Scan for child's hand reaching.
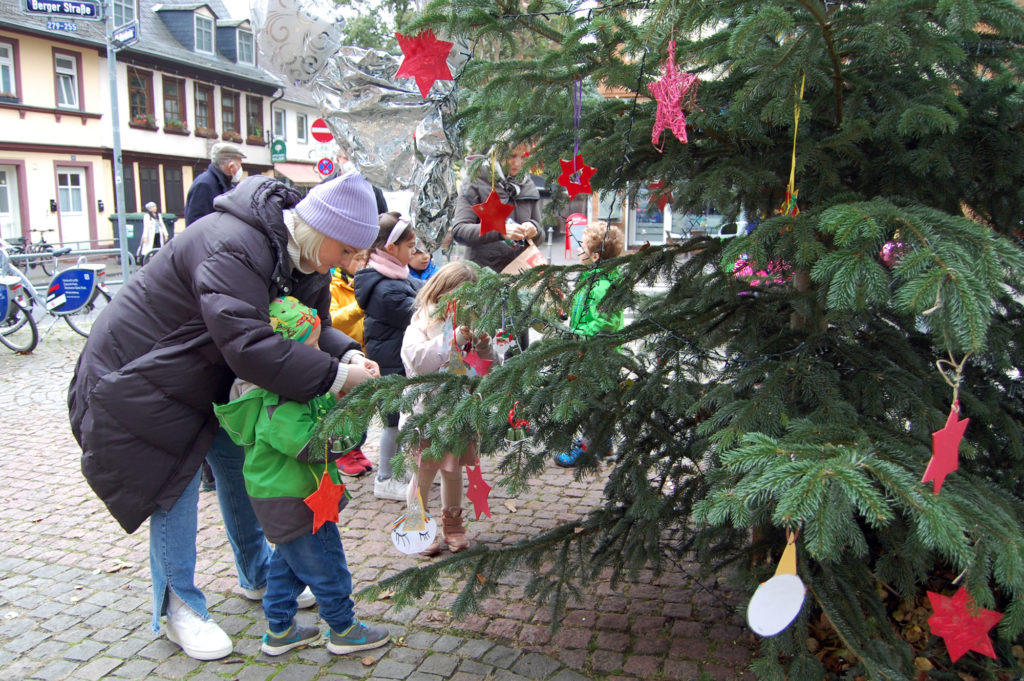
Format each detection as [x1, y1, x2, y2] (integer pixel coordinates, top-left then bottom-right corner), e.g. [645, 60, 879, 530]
[352, 355, 380, 377]
[471, 332, 491, 349]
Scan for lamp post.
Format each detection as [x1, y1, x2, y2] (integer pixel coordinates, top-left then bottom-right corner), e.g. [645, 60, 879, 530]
[103, 0, 132, 279]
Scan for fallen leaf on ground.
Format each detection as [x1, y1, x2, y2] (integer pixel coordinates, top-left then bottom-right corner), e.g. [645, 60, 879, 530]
[476, 573, 486, 584]
[361, 656, 376, 666]
[377, 590, 394, 601]
[504, 501, 517, 513]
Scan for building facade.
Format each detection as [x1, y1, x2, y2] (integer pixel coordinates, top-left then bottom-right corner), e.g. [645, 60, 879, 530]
[0, 0, 280, 247]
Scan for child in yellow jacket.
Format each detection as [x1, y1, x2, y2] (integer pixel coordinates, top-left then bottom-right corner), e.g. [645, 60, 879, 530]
[329, 249, 368, 350]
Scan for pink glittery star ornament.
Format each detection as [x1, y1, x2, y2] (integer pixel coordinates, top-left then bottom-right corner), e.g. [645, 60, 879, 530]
[649, 40, 699, 150]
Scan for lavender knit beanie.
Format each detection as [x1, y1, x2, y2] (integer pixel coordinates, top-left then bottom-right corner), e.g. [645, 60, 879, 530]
[294, 173, 378, 249]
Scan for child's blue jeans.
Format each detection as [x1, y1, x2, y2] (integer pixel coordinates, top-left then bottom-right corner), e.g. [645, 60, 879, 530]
[264, 522, 355, 634]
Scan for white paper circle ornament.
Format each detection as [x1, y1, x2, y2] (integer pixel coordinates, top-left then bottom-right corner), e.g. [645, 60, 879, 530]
[390, 514, 437, 554]
[747, 572, 806, 636]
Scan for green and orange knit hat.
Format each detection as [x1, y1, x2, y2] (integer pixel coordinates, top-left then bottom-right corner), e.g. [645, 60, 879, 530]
[268, 296, 320, 343]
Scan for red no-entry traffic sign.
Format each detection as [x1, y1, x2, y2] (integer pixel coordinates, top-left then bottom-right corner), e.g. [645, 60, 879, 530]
[310, 118, 333, 143]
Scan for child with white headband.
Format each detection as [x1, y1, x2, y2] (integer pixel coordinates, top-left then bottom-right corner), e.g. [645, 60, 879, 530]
[353, 212, 424, 500]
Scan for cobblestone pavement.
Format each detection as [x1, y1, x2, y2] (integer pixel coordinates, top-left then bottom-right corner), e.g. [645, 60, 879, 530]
[0, 323, 756, 681]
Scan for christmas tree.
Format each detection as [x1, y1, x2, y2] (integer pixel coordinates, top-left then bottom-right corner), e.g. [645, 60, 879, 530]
[321, 0, 1024, 676]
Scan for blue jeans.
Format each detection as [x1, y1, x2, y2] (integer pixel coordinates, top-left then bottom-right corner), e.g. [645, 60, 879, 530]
[264, 522, 354, 634]
[149, 428, 272, 631]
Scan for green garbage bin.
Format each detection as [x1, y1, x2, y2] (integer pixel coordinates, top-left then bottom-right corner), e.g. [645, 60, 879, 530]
[109, 213, 146, 254]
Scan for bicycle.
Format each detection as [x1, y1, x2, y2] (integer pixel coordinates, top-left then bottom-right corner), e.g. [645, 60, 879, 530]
[0, 239, 112, 352]
[2, 229, 59, 275]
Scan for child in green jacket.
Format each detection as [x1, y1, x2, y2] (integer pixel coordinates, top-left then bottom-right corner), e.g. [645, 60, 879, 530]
[214, 296, 390, 657]
[555, 221, 626, 467]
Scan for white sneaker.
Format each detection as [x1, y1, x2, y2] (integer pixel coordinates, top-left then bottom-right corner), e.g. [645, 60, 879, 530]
[165, 599, 233, 660]
[373, 476, 408, 501]
[241, 585, 316, 609]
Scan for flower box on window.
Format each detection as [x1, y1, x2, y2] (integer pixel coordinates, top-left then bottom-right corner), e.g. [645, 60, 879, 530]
[164, 118, 189, 134]
[246, 128, 265, 145]
[0, 92, 17, 104]
[222, 130, 242, 143]
[130, 113, 157, 129]
[195, 127, 218, 139]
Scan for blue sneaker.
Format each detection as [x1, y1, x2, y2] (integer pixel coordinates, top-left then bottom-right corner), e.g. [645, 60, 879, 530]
[261, 621, 320, 656]
[326, 619, 390, 655]
[555, 442, 586, 467]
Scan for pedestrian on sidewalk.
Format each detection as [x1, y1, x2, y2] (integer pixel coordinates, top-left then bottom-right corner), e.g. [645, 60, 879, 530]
[353, 212, 423, 501]
[400, 261, 497, 555]
[68, 173, 381, 661]
[554, 221, 626, 468]
[214, 296, 390, 657]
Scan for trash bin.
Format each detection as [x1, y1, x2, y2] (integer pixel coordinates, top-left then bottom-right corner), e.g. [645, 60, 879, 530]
[162, 214, 177, 239]
[109, 213, 146, 254]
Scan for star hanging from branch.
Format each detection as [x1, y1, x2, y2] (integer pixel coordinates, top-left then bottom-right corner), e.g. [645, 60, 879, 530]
[558, 154, 596, 200]
[649, 180, 674, 211]
[304, 471, 345, 534]
[922, 402, 969, 495]
[465, 463, 492, 520]
[649, 40, 699, 150]
[472, 189, 514, 237]
[395, 29, 454, 99]
[927, 587, 1002, 661]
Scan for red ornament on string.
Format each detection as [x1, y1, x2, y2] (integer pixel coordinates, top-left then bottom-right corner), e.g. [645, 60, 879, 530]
[303, 471, 346, 533]
[922, 402, 969, 495]
[649, 40, 699, 150]
[472, 189, 514, 237]
[395, 30, 454, 98]
[927, 587, 1002, 661]
[463, 349, 494, 377]
[465, 463, 492, 520]
[558, 154, 596, 199]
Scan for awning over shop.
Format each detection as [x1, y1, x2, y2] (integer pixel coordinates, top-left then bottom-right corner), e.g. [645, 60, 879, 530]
[274, 162, 322, 186]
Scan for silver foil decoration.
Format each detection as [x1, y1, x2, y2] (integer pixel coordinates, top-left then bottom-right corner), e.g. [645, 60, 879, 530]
[249, 0, 346, 86]
[310, 42, 468, 251]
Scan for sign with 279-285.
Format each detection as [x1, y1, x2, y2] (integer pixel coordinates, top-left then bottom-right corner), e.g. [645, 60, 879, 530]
[23, 0, 102, 20]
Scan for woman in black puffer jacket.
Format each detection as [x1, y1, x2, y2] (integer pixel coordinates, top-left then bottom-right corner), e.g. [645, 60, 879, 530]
[68, 173, 381, 661]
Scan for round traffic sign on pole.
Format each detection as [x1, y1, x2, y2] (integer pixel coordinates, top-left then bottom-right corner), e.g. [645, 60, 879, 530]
[311, 118, 333, 143]
[317, 158, 335, 176]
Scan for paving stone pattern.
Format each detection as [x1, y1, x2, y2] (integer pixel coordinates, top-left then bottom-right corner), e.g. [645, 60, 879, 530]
[0, 324, 756, 680]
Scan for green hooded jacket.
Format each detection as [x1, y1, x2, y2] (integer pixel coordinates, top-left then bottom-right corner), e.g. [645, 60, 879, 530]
[214, 386, 354, 543]
[570, 267, 624, 337]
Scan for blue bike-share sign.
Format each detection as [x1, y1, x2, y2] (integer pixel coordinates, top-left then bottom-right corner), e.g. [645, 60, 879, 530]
[46, 268, 96, 313]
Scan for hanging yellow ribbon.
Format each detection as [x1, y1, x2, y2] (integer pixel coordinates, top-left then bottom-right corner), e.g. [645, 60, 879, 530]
[490, 149, 497, 193]
[782, 74, 805, 217]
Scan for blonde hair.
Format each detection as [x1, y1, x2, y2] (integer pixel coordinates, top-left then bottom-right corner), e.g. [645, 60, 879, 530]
[290, 210, 327, 269]
[414, 261, 478, 311]
[582, 221, 625, 260]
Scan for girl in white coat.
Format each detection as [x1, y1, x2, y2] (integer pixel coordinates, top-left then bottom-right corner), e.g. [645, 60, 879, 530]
[400, 262, 497, 556]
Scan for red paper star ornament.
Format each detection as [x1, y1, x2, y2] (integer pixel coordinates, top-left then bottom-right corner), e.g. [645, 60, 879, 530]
[649, 180, 674, 211]
[649, 40, 699, 150]
[304, 471, 345, 533]
[558, 154, 596, 199]
[472, 189, 514, 237]
[395, 30, 454, 98]
[463, 348, 493, 377]
[927, 587, 1002, 661]
[465, 463, 492, 520]
[922, 402, 969, 495]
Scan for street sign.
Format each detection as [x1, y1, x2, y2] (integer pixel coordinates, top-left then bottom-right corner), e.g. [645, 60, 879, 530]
[271, 139, 287, 162]
[23, 0, 101, 20]
[317, 158, 334, 176]
[46, 19, 77, 31]
[110, 22, 138, 49]
[310, 118, 333, 143]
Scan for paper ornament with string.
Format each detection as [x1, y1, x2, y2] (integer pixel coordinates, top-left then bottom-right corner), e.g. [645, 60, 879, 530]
[473, 190, 514, 237]
[746, 532, 806, 636]
[304, 470, 346, 534]
[395, 29, 454, 99]
[922, 401, 969, 495]
[558, 155, 597, 200]
[390, 487, 438, 554]
[465, 463, 492, 520]
[649, 40, 699, 150]
[927, 586, 1002, 661]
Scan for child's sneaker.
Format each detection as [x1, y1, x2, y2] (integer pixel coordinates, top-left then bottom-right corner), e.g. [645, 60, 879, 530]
[326, 620, 390, 655]
[261, 621, 320, 656]
[351, 448, 374, 472]
[337, 450, 368, 477]
[373, 475, 408, 501]
[554, 441, 586, 468]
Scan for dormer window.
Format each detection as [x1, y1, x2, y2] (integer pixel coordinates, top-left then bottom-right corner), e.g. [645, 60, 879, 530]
[237, 29, 254, 65]
[194, 14, 214, 54]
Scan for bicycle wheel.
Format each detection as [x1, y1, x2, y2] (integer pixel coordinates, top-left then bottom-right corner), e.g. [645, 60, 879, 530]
[64, 288, 111, 337]
[37, 246, 54, 276]
[0, 298, 39, 353]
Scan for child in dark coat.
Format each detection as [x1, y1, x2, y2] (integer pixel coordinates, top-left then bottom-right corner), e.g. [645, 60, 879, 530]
[353, 212, 423, 500]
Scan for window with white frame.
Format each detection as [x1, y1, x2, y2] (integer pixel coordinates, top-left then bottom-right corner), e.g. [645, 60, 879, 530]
[296, 113, 307, 143]
[113, 0, 135, 27]
[272, 109, 285, 140]
[194, 15, 214, 54]
[55, 53, 78, 109]
[0, 41, 16, 99]
[237, 30, 254, 65]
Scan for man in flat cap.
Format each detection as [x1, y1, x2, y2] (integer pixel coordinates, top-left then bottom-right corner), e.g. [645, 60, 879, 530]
[185, 142, 246, 226]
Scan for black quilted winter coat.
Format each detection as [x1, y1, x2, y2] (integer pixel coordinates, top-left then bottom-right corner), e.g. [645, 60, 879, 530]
[352, 266, 422, 376]
[68, 176, 361, 534]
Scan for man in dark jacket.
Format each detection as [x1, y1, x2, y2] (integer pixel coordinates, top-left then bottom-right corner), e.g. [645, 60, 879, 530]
[450, 147, 542, 271]
[68, 174, 382, 661]
[185, 142, 246, 226]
